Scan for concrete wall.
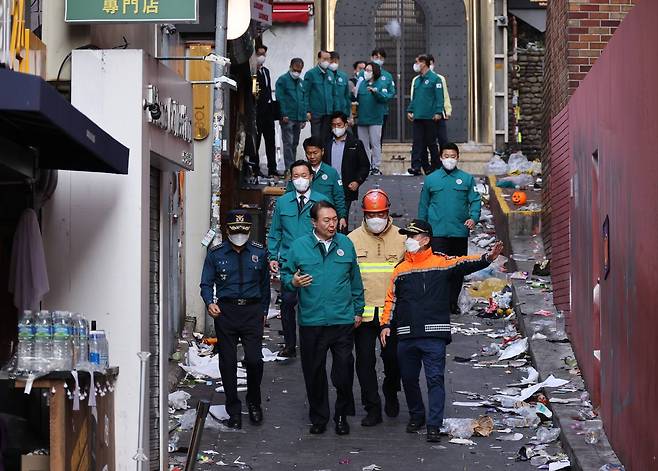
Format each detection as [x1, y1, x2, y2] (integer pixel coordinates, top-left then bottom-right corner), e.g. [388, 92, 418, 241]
[555, 2, 658, 468]
[43, 50, 148, 470]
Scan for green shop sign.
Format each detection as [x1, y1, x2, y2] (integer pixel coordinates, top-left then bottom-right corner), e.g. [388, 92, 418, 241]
[65, 0, 198, 23]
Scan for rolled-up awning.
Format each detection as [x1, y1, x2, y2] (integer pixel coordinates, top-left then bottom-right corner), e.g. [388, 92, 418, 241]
[273, 3, 312, 24]
[0, 68, 129, 175]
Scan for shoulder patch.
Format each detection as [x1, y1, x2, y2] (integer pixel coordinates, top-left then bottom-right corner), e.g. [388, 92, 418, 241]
[210, 242, 225, 252]
[337, 179, 343, 186]
[250, 241, 264, 248]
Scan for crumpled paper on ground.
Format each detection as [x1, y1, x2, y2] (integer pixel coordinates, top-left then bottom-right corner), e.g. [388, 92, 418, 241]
[168, 390, 191, 410]
[178, 344, 221, 379]
[498, 338, 528, 361]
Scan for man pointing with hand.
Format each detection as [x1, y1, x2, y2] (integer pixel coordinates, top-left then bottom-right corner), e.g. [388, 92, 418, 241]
[281, 200, 365, 436]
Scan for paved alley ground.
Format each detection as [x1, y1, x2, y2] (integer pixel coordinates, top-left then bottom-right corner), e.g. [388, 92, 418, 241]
[169, 176, 570, 470]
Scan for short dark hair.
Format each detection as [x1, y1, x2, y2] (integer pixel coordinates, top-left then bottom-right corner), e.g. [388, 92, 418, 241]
[290, 159, 313, 175]
[353, 60, 366, 70]
[441, 142, 460, 156]
[317, 49, 329, 58]
[330, 111, 348, 124]
[303, 135, 325, 151]
[427, 54, 435, 63]
[371, 48, 387, 58]
[417, 54, 431, 67]
[290, 57, 304, 68]
[256, 45, 268, 53]
[367, 62, 382, 81]
[310, 200, 337, 220]
[330, 51, 340, 60]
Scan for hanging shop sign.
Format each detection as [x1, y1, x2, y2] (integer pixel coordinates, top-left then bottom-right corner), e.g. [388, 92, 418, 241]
[145, 84, 193, 143]
[65, 0, 198, 23]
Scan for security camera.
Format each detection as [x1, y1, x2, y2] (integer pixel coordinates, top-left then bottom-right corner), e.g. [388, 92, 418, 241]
[215, 76, 237, 91]
[495, 15, 508, 27]
[145, 103, 162, 120]
[204, 53, 231, 67]
[161, 23, 177, 35]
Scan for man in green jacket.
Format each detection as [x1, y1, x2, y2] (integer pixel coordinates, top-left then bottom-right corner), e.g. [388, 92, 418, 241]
[276, 57, 308, 171]
[418, 143, 481, 314]
[329, 51, 352, 120]
[268, 160, 329, 357]
[305, 50, 335, 143]
[281, 200, 365, 435]
[407, 54, 445, 176]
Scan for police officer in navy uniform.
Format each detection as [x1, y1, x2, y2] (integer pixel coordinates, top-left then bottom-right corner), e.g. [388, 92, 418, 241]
[200, 210, 271, 429]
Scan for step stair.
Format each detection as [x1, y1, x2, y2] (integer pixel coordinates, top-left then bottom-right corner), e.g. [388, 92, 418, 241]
[380, 142, 493, 175]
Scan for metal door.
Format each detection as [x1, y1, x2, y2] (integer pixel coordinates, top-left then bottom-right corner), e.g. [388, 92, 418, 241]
[374, 0, 427, 142]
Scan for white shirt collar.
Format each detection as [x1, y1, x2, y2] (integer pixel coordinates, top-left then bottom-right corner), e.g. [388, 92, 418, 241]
[313, 230, 333, 250]
[296, 190, 311, 201]
[312, 163, 322, 173]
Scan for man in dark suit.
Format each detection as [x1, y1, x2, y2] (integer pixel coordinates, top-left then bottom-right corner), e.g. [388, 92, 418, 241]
[324, 111, 371, 230]
[255, 45, 279, 177]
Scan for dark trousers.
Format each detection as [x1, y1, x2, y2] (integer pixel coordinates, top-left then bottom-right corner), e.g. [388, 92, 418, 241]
[280, 288, 298, 349]
[214, 303, 264, 418]
[398, 337, 447, 427]
[380, 322, 401, 397]
[353, 315, 382, 417]
[427, 119, 449, 170]
[431, 237, 468, 310]
[411, 119, 439, 173]
[257, 113, 277, 175]
[310, 114, 332, 144]
[340, 199, 354, 234]
[299, 324, 356, 425]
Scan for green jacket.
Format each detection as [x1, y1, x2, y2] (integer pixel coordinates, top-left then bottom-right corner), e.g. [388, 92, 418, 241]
[332, 69, 352, 116]
[281, 232, 365, 326]
[356, 76, 393, 126]
[304, 65, 335, 117]
[267, 190, 329, 262]
[380, 68, 396, 116]
[418, 167, 481, 238]
[285, 162, 347, 218]
[408, 70, 444, 120]
[275, 71, 307, 122]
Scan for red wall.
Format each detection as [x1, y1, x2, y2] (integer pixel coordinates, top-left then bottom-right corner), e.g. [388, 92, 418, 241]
[556, 1, 658, 469]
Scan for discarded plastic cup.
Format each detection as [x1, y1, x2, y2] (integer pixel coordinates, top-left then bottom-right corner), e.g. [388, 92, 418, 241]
[585, 422, 603, 444]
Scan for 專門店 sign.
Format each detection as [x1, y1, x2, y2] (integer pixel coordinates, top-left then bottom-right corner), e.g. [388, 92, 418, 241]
[65, 0, 198, 23]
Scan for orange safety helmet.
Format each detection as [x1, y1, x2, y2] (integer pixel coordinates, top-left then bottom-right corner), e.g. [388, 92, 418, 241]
[362, 188, 391, 213]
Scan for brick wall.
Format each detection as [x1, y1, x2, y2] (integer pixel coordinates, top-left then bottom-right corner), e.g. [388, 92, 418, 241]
[541, 0, 635, 257]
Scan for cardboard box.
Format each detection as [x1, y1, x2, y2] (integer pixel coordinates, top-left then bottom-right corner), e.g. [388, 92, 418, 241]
[21, 455, 49, 471]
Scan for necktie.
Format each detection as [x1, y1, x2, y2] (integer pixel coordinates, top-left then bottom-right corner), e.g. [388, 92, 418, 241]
[298, 195, 306, 213]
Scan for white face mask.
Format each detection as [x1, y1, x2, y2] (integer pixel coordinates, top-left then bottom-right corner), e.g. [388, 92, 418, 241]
[290, 71, 301, 79]
[413, 63, 421, 73]
[365, 217, 387, 234]
[228, 232, 250, 247]
[293, 177, 311, 193]
[319, 60, 330, 70]
[372, 58, 384, 66]
[442, 157, 458, 171]
[363, 71, 373, 81]
[329, 63, 339, 72]
[332, 127, 346, 138]
[256, 55, 266, 65]
[405, 237, 422, 253]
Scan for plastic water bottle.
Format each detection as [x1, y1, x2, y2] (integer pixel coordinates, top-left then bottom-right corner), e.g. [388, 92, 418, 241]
[51, 311, 73, 370]
[89, 330, 102, 367]
[72, 313, 89, 368]
[17, 310, 35, 371]
[97, 330, 109, 368]
[33, 310, 53, 372]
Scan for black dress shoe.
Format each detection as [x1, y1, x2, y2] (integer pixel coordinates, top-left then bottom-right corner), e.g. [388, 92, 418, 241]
[278, 347, 297, 358]
[384, 394, 400, 418]
[406, 417, 426, 433]
[309, 423, 327, 434]
[361, 414, 383, 427]
[223, 416, 242, 430]
[335, 416, 350, 435]
[248, 403, 263, 425]
[407, 168, 422, 176]
[426, 426, 441, 442]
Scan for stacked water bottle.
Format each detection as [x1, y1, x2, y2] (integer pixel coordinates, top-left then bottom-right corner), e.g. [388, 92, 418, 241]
[17, 310, 110, 374]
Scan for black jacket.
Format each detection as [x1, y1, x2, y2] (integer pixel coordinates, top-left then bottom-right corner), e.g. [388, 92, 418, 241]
[256, 66, 274, 118]
[323, 132, 370, 202]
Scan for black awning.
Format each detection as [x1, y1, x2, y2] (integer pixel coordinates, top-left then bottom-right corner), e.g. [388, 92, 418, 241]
[0, 68, 129, 174]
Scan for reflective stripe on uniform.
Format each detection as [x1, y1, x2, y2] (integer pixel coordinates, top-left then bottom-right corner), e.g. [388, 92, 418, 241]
[358, 262, 396, 273]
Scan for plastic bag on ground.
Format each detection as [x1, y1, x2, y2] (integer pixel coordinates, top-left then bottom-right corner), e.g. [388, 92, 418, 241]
[467, 278, 509, 299]
[441, 418, 476, 438]
[536, 426, 561, 444]
[496, 174, 534, 189]
[458, 290, 476, 314]
[508, 152, 532, 174]
[168, 390, 191, 410]
[486, 155, 509, 175]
